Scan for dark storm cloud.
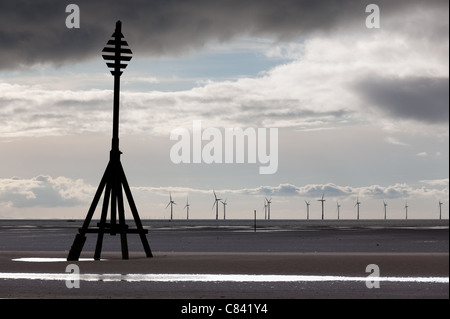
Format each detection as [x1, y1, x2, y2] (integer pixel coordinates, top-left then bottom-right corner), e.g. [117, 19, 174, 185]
[1, 0, 446, 70]
[356, 76, 449, 124]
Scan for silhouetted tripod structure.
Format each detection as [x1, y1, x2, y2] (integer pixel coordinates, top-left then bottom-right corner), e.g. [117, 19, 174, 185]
[67, 21, 152, 261]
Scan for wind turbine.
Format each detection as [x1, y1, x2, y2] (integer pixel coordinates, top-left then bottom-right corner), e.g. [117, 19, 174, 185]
[212, 190, 222, 220]
[184, 198, 190, 220]
[439, 200, 443, 220]
[264, 200, 268, 220]
[221, 199, 227, 220]
[336, 201, 341, 220]
[166, 193, 176, 220]
[305, 200, 310, 220]
[355, 197, 361, 220]
[404, 201, 408, 220]
[265, 197, 272, 220]
[317, 193, 325, 220]
[383, 200, 388, 220]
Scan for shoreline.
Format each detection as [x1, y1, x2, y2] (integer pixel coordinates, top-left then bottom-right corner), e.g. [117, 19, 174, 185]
[1, 220, 448, 298]
[1, 218, 448, 229]
[1, 250, 448, 299]
[2, 250, 448, 276]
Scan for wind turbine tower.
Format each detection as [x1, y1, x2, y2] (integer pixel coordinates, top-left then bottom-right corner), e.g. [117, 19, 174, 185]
[305, 200, 310, 220]
[439, 200, 443, 220]
[405, 201, 409, 220]
[166, 193, 176, 220]
[212, 191, 222, 220]
[221, 199, 227, 220]
[355, 197, 361, 220]
[265, 197, 272, 220]
[318, 193, 325, 220]
[264, 200, 268, 220]
[336, 201, 341, 220]
[383, 200, 388, 220]
[184, 198, 190, 220]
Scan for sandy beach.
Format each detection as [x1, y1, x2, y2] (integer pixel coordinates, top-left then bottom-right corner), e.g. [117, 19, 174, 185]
[0, 219, 448, 299]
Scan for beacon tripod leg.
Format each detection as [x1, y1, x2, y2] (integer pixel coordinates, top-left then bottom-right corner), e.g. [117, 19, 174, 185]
[94, 183, 111, 260]
[67, 164, 110, 261]
[120, 163, 153, 257]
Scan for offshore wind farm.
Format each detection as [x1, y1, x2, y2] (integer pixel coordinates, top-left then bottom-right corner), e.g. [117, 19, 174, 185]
[155, 193, 448, 221]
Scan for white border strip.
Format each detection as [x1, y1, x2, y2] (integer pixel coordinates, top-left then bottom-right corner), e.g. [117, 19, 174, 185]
[0, 273, 448, 283]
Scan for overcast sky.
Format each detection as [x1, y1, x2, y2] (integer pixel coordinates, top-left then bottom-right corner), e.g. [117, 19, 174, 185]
[0, 0, 448, 220]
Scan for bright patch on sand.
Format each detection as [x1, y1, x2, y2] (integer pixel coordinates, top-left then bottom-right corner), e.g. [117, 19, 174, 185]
[12, 258, 105, 262]
[0, 273, 448, 283]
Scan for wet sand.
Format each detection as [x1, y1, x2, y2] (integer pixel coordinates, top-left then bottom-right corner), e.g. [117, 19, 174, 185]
[0, 220, 448, 299]
[0, 251, 448, 299]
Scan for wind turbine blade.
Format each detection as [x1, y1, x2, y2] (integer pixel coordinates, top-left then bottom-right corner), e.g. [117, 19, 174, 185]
[165, 203, 170, 209]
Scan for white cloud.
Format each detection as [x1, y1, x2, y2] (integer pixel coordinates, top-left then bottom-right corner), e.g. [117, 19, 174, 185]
[416, 152, 428, 157]
[1, 175, 447, 218]
[385, 137, 409, 146]
[0, 175, 93, 208]
[419, 178, 449, 187]
[134, 181, 448, 201]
